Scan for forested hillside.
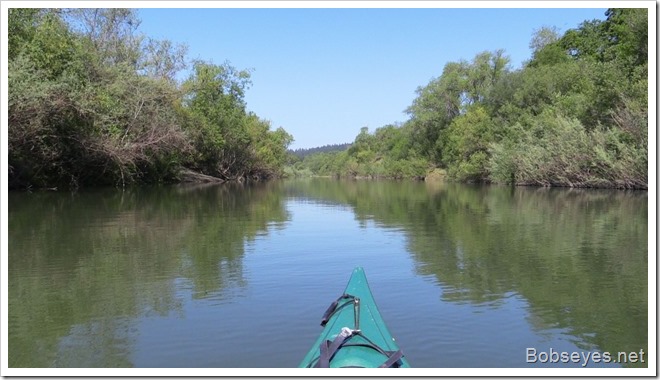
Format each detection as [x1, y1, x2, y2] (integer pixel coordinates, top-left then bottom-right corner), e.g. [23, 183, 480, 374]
[290, 143, 351, 159]
[8, 9, 293, 189]
[297, 8, 647, 189]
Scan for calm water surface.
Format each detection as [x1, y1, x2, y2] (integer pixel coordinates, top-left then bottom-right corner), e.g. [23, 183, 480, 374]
[8, 179, 648, 368]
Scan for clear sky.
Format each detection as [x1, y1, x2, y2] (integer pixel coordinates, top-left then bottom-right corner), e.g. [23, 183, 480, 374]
[136, 4, 609, 150]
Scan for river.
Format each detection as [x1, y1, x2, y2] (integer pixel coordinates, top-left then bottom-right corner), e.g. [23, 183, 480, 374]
[7, 179, 648, 370]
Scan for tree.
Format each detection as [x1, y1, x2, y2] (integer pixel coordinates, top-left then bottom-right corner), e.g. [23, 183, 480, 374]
[559, 19, 607, 61]
[406, 61, 466, 162]
[603, 8, 648, 71]
[527, 26, 569, 67]
[443, 106, 493, 182]
[529, 26, 561, 53]
[245, 115, 294, 178]
[406, 50, 510, 165]
[402, 8, 646, 189]
[179, 61, 253, 179]
[64, 9, 142, 68]
[8, 8, 44, 60]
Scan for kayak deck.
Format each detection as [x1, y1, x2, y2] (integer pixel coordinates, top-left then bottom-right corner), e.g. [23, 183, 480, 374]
[299, 267, 410, 368]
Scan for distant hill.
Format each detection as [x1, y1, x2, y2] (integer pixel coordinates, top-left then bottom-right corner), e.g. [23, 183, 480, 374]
[290, 143, 352, 159]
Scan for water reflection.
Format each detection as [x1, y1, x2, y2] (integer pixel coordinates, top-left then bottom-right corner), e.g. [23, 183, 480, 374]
[8, 179, 648, 368]
[8, 182, 289, 367]
[281, 180, 647, 366]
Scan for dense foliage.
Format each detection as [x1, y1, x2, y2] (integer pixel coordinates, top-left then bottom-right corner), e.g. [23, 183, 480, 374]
[296, 9, 647, 189]
[8, 9, 293, 189]
[289, 143, 352, 159]
[9, 8, 647, 190]
[291, 125, 428, 179]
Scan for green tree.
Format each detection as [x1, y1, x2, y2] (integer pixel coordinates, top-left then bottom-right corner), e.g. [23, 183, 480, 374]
[179, 61, 253, 179]
[10, 8, 289, 189]
[8, 8, 44, 60]
[406, 61, 466, 162]
[527, 26, 569, 67]
[559, 19, 607, 61]
[245, 114, 294, 178]
[443, 106, 493, 182]
[406, 51, 510, 166]
[603, 9, 648, 72]
[401, 8, 646, 189]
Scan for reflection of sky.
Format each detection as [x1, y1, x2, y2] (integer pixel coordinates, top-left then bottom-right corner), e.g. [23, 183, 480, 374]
[420, 290, 617, 368]
[10, 182, 646, 374]
[131, 295, 249, 367]
[121, 198, 622, 368]
[128, 199, 417, 368]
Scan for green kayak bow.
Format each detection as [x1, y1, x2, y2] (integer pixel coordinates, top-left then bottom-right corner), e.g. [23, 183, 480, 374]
[299, 267, 410, 368]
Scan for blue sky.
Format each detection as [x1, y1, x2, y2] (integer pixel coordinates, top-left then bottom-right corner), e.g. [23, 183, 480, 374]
[137, 6, 609, 149]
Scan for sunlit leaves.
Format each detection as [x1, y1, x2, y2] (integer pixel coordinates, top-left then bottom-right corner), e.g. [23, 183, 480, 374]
[8, 9, 292, 188]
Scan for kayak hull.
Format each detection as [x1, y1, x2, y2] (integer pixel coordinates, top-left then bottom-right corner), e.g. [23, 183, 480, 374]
[299, 267, 410, 368]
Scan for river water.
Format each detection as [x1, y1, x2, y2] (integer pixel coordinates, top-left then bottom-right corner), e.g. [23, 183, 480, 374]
[7, 179, 648, 370]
